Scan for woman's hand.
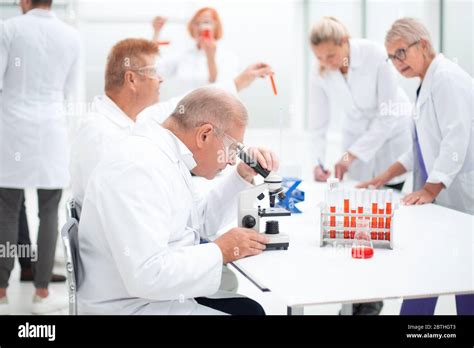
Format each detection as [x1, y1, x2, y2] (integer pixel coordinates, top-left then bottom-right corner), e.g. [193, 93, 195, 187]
[152, 16, 167, 40]
[401, 183, 444, 205]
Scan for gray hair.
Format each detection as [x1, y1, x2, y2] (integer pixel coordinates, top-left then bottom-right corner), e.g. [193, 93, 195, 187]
[385, 18, 435, 55]
[169, 87, 248, 131]
[309, 16, 350, 46]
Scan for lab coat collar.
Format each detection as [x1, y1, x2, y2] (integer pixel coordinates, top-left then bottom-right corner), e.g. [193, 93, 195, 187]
[134, 118, 197, 171]
[416, 54, 445, 107]
[92, 95, 135, 130]
[26, 8, 56, 18]
[348, 39, 363, 69]
[169, 130, 197, 171]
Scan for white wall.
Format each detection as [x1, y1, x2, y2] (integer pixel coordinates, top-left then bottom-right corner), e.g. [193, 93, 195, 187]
[1, 0, 472, 177]
[443, 0, 473, 76]
[74, 0, 306, 130]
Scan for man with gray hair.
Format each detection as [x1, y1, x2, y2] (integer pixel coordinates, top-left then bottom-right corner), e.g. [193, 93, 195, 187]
[77, 87, 278, 315]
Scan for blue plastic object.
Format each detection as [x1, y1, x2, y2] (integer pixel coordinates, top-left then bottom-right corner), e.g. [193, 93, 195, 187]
[276, 177, 305, 213]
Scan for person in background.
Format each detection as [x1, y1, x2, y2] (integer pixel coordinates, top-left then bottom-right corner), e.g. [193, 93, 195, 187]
[359, 17, 474, 315]
[0, 0, 80, 314]
[17, 198, 66, 283]
[308, 16, 412, 315]
[309, 17, 411, 189]
[152, 7, 238, 92]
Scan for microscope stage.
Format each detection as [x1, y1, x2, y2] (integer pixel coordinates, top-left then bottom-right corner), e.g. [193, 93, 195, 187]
[265, 233, 290, 251]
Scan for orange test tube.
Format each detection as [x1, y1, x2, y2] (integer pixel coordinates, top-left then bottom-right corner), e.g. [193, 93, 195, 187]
[269, 74, 278, 95]
[371, 190, 378, 240]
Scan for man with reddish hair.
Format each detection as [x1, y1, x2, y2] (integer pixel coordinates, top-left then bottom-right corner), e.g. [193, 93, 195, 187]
[71, 38, 271, 206]
[69, 38, 272, 295]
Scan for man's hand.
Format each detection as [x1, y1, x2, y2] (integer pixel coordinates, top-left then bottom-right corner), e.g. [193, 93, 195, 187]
[401, 183, 444, 206]
[214, 228, 269, 264]
[234, 62, 273, 92]
[334, 152, 356, 180]
[313, 165, 331, 182]
[237, 147, 279, 183]
[152, 16, 167, 40]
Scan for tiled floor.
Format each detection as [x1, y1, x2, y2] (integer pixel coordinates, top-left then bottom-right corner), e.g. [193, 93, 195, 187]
[4, 188, 457, 315]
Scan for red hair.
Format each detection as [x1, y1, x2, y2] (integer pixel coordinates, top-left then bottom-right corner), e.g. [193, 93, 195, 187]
[105, 38, 159, 92]
[187, 7, 223, 41]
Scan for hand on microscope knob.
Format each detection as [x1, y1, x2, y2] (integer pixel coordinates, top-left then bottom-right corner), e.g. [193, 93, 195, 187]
[237, 147, 279, 183]
[214, 227, 269, 264]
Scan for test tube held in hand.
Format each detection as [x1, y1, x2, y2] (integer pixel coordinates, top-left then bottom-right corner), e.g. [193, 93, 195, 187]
[269, 74, 278, 95]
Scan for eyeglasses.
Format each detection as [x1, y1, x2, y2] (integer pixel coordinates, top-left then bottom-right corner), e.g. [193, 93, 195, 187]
[212, 126, 243, 162]
[386, 40, 420, 63]
[132, 65, 164, 82]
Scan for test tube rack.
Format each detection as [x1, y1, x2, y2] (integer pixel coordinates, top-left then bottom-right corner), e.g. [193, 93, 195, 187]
[319, 183, 397, 249]
[319, 205, 394, 249]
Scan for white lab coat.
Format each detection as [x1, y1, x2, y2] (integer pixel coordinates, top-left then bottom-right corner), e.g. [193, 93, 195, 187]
[70, 82, 237, 204]
[398, 54, 474, 214]
[77, 118, 252, 314]
[0, 9, 80, 189]
[308, 39, 411, 183]
[157, 44, 238, 95]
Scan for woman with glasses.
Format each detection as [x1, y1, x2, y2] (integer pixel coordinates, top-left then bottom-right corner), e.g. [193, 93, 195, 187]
[361, 18, 474, 215]
[308, 16, 412, 316]
[308, 17, 411, 191]
[359, 18, 474, 315]
[152, 7, 238, 94]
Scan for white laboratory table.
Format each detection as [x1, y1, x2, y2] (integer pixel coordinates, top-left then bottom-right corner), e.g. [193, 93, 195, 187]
[230, 181, 474, 315]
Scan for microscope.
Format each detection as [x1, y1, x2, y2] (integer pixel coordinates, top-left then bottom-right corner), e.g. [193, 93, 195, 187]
[237, 145, 291, 250]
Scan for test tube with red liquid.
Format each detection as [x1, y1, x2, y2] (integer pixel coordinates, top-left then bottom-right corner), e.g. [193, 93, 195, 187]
[327, 179, 339, 239]
[349, 190, 356, 239]
[269, 74, 278, 96]
[343, 189, 350, 239]
[371, 190, 378, 240]
[377, 191, 385, 240]
[385, 189, 393, 241]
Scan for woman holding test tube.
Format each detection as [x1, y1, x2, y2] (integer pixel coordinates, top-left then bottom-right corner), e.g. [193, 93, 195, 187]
[152, 7, 239, 93]
[359, 18, 474, 315]
[308, 17, 411, 189]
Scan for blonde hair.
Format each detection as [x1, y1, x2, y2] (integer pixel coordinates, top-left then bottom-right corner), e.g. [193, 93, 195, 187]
[385, 18, 435, 56]
[310, 16, 350, 46]
[309, 17, 350, 74]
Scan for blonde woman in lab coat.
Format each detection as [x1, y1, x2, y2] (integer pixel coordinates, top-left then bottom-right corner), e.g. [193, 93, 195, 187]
[308, 17, 412, 316]
[152, 7, 238, 93]
[309, 17, 411, 188]
[359, 18, 474, 315]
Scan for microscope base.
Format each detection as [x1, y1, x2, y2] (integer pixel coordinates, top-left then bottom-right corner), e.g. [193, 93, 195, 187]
[265, 233, 290, 250]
